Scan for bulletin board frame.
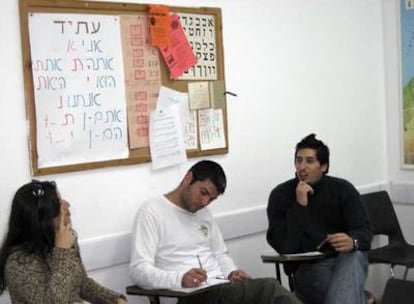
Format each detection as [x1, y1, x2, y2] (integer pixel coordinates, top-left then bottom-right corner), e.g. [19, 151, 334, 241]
[19, 0, 228, 176]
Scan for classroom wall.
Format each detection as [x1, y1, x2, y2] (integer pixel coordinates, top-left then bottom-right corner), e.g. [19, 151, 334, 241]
[0, 0, 399, 303]
[0, 0, 388, 240]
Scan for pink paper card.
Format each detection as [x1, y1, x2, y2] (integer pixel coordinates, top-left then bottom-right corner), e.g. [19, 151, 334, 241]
[159, 13, 197, 80]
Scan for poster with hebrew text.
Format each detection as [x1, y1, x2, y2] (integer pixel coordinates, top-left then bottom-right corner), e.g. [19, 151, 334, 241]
[28, 13, 128, 168]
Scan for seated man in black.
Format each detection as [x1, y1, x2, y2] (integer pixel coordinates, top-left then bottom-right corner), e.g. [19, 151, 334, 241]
[266, 134, 372, 304]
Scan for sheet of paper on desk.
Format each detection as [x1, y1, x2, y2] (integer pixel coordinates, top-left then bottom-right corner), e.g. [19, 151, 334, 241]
[281, 251, 324, 258]
[170, 278, 230, 293]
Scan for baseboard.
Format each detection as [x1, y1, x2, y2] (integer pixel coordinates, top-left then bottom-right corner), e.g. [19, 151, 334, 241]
[80, 232, 131, 271]
[356, 181, 390, 194]
[390, 180, 414, 204]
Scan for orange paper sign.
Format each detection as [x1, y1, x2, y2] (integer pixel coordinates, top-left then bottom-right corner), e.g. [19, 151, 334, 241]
[148, 5, 170, 47]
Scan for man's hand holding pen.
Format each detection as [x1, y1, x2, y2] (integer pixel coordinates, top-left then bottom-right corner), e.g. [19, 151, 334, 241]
[181, 255, 208, 288]
[182, 268, 207, 287]
[317, 233, 354, 253]
[181, 255, 252, 287]
[328, 233, 354, 253]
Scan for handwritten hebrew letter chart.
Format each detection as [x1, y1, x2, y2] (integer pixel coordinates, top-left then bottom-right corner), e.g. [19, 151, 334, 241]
[29, 13, 128, 168]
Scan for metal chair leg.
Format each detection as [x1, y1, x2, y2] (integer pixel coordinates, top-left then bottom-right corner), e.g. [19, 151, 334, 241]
[148, 296, 160, 304]
[403, 267, 409, 279]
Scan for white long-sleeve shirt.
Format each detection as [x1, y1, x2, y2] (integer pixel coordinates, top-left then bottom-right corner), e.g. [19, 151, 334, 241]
[129, 195, 237, 290]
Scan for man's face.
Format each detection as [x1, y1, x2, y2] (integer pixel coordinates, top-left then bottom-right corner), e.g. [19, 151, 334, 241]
[295, 148, 327, 184]
[180, 173, 219, 213]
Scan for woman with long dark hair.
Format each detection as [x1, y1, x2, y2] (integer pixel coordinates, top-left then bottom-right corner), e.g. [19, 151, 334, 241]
[0, 180, 127, 304]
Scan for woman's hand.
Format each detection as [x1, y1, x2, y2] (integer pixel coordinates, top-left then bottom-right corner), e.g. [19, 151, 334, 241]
[117, 297, 128, 304]
[55, 205, 75, 249]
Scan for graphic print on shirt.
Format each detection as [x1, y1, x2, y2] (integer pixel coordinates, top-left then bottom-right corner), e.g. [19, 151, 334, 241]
[199, 224, 208, 237]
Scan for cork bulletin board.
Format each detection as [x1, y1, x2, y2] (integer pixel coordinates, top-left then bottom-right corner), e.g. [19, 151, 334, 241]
[19, 0, 228, 175]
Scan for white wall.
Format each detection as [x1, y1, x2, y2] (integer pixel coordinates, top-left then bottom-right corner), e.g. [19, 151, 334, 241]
[0, 0, 388, 238]
[0, 0, 394, 303]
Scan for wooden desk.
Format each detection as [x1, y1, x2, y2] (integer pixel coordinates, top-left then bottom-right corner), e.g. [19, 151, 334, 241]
[261, 250, 327, 290]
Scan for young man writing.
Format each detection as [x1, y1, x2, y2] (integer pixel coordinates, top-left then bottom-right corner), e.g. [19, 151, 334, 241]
[129, 160, 301, 304]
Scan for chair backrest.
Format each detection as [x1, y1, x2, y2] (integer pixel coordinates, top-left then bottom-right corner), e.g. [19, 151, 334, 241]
[360, 191, 406, 246]
[381, 278, 414, 304]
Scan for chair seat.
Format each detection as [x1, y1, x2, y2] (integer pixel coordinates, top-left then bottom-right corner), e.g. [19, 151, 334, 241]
[368, 244, 414, 267]
[381, 278, 414, 304]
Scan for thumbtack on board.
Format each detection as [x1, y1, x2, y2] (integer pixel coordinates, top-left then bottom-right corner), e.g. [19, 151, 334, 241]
[223, 91, 237, 97]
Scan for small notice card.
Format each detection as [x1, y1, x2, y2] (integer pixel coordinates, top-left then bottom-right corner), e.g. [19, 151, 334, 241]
[199, 108, 226, 150]
[188, 81, 210, 110]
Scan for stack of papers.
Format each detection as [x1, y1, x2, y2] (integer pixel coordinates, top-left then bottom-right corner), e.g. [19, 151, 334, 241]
[281, 251, 324, 258]
[170, 278, 230, 293]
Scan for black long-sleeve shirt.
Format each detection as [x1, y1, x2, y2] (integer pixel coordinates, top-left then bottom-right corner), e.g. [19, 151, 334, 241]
[266, 175, 372, 274]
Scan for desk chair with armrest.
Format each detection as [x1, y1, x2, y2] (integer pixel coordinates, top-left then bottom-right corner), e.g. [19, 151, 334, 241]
[126, 283, 226, 304]
[360, 191, 414, 279]
[261, 250, 376, 303]
[260, 250, 326, 291]
[126, 285, 207, 304]
[127, 285, 172, 304]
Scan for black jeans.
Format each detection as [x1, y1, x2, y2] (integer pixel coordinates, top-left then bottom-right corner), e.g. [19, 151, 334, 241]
[178, 277, 302, 304]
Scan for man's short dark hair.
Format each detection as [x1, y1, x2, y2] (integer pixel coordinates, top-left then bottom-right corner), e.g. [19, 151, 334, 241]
[295, 134, 330, 174]
[189, 160, 226, 194]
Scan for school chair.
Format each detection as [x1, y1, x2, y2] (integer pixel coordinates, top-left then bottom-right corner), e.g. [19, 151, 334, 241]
[261, 250, 376, 303]
[127, 285, 193, 304]
[261, 249, 326, 291]
[360, 190, 414, 279]
[381, 277, 414, 304]
[126, 283, 224, 304]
